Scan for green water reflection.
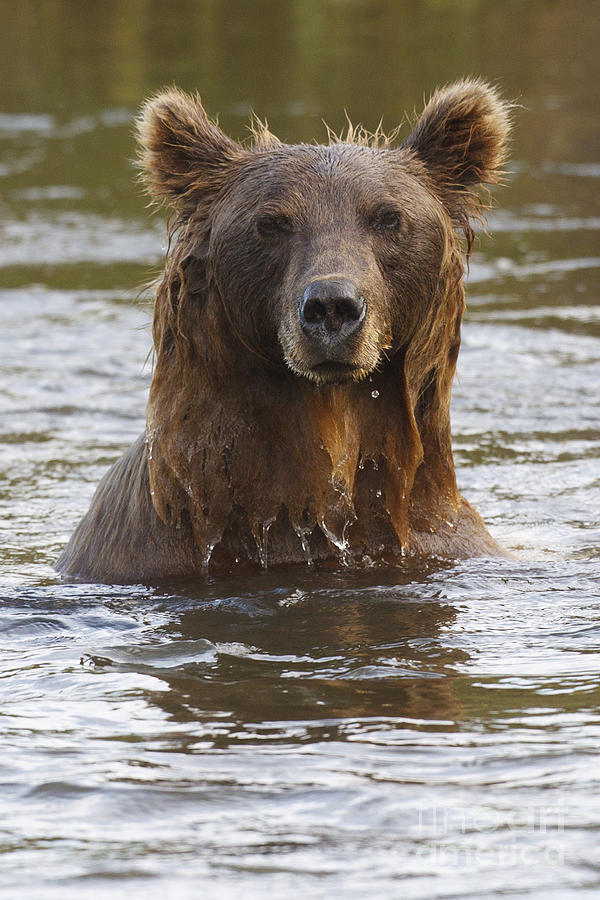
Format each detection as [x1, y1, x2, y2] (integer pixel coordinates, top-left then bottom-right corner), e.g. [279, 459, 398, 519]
[3, 1, 598, 308]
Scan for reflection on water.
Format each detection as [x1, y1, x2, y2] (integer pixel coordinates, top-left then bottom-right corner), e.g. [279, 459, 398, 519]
[1, 1, 599, 897]
[3, 560, 600, 896]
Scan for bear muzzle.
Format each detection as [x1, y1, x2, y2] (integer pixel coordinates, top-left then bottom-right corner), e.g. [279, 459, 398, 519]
[298, 277, 366, 353]
[279, 275, 381, 382]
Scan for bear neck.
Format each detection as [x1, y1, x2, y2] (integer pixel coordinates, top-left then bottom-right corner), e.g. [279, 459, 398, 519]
[145, 343, 460, 566]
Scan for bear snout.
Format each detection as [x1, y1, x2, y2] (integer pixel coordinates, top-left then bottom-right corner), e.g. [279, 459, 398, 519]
[298, 278, 366, 349]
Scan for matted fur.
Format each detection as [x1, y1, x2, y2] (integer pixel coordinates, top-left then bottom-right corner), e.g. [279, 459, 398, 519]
[58, 79, 512, 583]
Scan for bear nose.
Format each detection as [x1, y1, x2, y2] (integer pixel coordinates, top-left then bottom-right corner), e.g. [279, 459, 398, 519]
[299, 279, 366, 342]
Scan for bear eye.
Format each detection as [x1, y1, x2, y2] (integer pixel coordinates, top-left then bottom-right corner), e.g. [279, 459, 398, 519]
[372, 209, 403, 232]
[257, 214, 293, 238]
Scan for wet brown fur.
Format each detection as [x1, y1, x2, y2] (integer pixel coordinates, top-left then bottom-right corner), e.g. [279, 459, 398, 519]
[58, 79, 512, 583]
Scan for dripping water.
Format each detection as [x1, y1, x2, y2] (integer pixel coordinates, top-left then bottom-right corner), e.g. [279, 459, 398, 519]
[292, 522, 314, 566]
[252, 516, 276, 568]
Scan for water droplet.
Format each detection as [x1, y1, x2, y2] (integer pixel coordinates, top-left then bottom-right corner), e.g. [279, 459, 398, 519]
[371, 390, 379, 398]
[376, 489, 382, 498]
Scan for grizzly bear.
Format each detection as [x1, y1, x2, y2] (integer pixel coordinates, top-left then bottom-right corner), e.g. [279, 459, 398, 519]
[57, 79, 511, 583]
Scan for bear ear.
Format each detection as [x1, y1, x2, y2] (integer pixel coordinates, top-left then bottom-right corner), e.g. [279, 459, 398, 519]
[402, 79, 511, 203]
[135, 88, 246, 209]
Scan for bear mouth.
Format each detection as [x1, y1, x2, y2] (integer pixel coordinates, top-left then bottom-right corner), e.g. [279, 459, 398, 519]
[307, 360, 366, 383]
[279, 321, 381, 384]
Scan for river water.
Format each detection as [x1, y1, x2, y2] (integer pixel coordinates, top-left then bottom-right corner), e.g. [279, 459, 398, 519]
[1, 2, 599, 897]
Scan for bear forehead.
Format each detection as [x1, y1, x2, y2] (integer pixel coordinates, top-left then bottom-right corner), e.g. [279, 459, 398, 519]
[227, 142, 429, 208]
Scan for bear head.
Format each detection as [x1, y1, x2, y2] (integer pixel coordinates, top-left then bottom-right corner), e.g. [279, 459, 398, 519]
[137, 79, 509, 388]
